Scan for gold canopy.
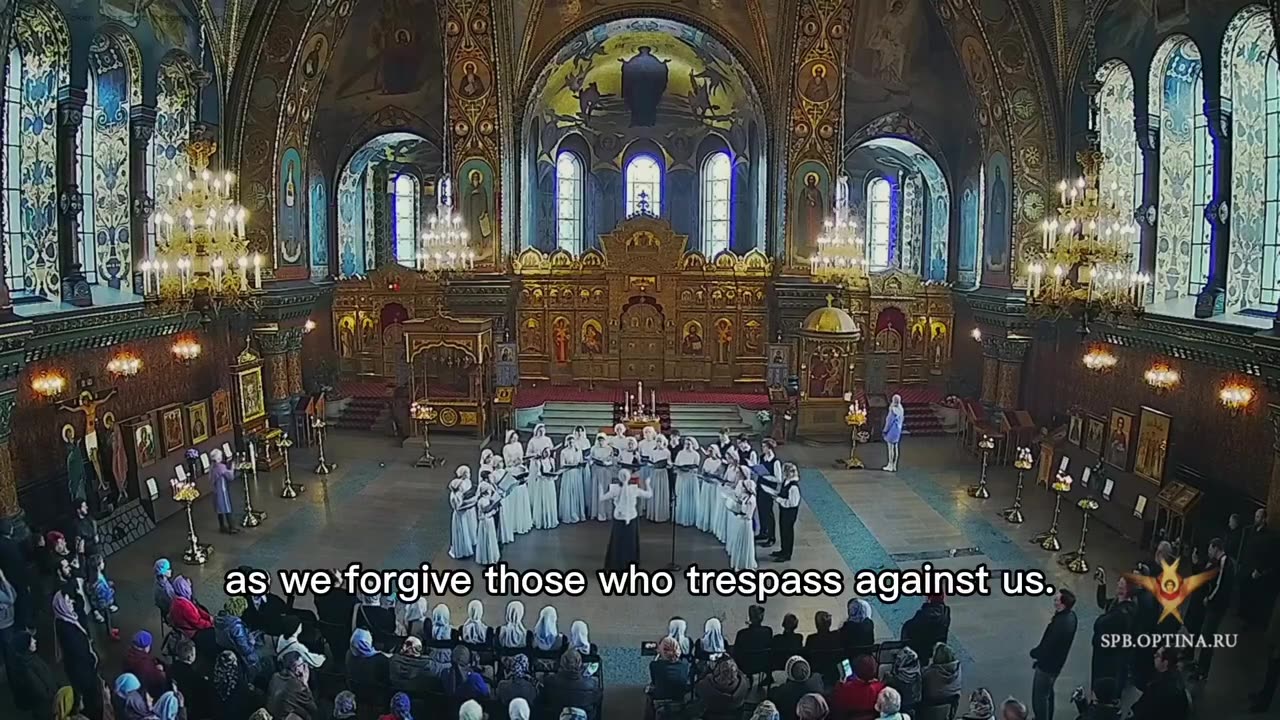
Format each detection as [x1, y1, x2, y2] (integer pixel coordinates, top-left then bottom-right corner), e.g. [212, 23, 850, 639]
[801, 295, 861, 336]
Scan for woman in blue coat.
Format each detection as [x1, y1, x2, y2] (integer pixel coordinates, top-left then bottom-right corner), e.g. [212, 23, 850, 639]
[883, 394, 904, 472]
[211, 449, 240, 534]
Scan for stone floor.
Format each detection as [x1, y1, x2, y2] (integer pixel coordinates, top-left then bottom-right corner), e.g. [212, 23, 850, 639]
[1, 430, 1269, 719]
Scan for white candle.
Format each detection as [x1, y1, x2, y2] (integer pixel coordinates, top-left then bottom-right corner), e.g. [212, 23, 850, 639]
[249, 442, 256, 465]
[651, 390, 656, 413]
[625, 394, 630, 417]
[253, 255, 262, 289]
[238, 256, 248, 290]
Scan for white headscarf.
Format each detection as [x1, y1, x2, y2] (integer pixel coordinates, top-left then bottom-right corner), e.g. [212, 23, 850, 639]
[533, 606, 560, 651]
[480, 449, 494, 467]
[499, 600, 527, 648]
[431, 603, 452, 641]
[569, 620, 590, 654]
[459, 699, 484, 720]
[675, 438, 699, 467]
[508, 698, 531, 720]
[461, 599, 487, 644]
[573, 426, 591, 451]
[701, 617, 726, 654]
[529, 424, 553, 456]
[613, 423, 627, 436]
[395, 596, 428, 636]
[506, 430, 520, 444]
[591, 433, 612, 461]
[667, 617, 691, 655]
[890, 393, 904, 419]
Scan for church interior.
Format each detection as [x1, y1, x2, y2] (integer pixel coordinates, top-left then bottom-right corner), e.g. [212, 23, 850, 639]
[1, 0, 1279, 719]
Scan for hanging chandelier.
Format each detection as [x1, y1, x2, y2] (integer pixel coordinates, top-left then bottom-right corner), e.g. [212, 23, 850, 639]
[809, 176, 868, 285]
[416, 178, 474, 273]
[138, 139, 261, 314]
[1025, 148, 1147, 333]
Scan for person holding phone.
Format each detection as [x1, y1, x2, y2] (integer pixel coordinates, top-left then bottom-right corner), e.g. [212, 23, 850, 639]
[832, 654, 884, 717]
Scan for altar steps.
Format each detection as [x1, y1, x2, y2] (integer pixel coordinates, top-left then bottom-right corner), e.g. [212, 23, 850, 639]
[667, 404, 755, 443]
[518, 401, 618, 437]
[335, 396, 389, 432]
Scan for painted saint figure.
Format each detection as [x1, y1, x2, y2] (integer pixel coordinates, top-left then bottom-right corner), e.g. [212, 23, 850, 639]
[793, 173, 824, 259]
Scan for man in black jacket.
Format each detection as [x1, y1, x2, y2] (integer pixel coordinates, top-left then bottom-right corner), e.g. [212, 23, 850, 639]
[1193, 537, 1235, 681]
[1092, 569, 1135, 692]
[1029, 588, 1077, 720]
[1130, 647, 1188, 720]
[732, 604, 775, 678]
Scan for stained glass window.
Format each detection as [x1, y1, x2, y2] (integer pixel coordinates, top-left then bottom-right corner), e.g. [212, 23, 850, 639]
[3, 48, 22, 293]
[625, 154, 661, 216]
[866, 177, 892, 270]
[701, 151, 732, 256]
[392, 173, 417, 267]
[1097, 61, 1144, 275]
[555, 151, 583, 253]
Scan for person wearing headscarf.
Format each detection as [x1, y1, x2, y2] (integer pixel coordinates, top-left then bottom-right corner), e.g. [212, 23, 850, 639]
[600, 468, 652, 570]
[588, 433, 616, 522]
[275, 615, 326, 669]
[52, 686, 83, 720]
[698, 444, 724, 533]
[727, 479, 759, 570]
[214, 597, 266, 681]
[54, 592, 101, 720]
[248, 710, 271, 720]
[501, 432, 534, 535]
[113, 673, 151, 720]
[902, 593, 950, 663]
[883, 394, 904, 471]
[832, 654, 884, 717]
[9, 630, 58, 719]
[875, 686, 909, 720]
[568, 620, 593, 656]
[266, 651, 317, 720]
[695, 655, 750, 716]
[648, 636, 691, 702]
[648, 434, 674, 523]
[346, 628, 390, 690]
[458, 700, 484, 720]
[673, 437, 702, 527]
[666, 617, 691, 656]
[769, 656, 824, 720]
[695, 617, 727, 666]
[508, 697, 532, 720]
[390, 636, 437, 693]
[449, 471, 478, 560]
[152, 691, 182, 720]
[637, 426, 659, 511]
[559, 434, 587, 524]
[394, 594, 429, 638]
[379, 692, 413, 720]
[153, 558, 175, 617]
[528, 425, 559, 530]
[796, 693, 830, 720]
[841, 598, 875, 654]
[460, 599, 489, 645]
[442, 646, 491, 703]
[884, 645, 922, 712]
[496, 654, 537, 713]
[212, 649, 261, 720]
[753, 701, 781, 720]
[209, 448, 239, 535]
[168, 578, 213, 640]
[921, 642, 962, 704]
[541, 649, 601, 720]
[712, 449, 739, 543]
[429, 604, 457, 646]
[499, 600, 530, 649]
[490, 456, 518, 545]
[122, 630, 169, 699]
[331, 691, 358, 720]
[474, 480, 502, 566]
[532, 606, 563, 652]
[959, 687, 995, 720]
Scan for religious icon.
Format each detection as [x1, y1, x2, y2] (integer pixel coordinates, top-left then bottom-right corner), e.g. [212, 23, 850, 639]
[284, 157, 297, 208]
[792, 169, 825, 259]
[807, 347, 844, 398]
[238, 367, 267, 422]
[715, 319, 733, 363]
[1083, 415, 1105, 455]
[681, 321, 704, 355]
[212, 389, 232, 435]
[187, 401, 211, 444]
[743, 319, 762, 354]
[464, 167, 493, 243]
[521, 317, 543, 353]
[360, 315, 378, 350]
[134, 421, 157, 468]
[1105, 408, 1134, 470]
[1134, 407, 1171, 485]
[580, 320, 604, 355]
[802, 61, 832, 102]
[1068, 414, 1083, 446]
[60, 388, 118, 438]
[552, 317, 571, 364]
[301, 33, 329, 80]
[161, 407, 185, 454]
[984, 156, 1010, 272]
[338, 315, 356, 358]
[620, 46, 670, 127]
[458, 60, 488, 99]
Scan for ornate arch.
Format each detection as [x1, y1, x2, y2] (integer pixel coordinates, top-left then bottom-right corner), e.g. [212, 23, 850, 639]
[847, 112, 947, 176]
[89, 23, 144, 107]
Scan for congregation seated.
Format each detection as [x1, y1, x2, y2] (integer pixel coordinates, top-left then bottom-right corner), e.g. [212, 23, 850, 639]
[695, 655, 750, 718]
[498, 601, 533, 651]
[666, 617, 693, 657]
[647, 637, 692, 701]
[568, 620, 596, 657]
[732, 604, 774, 677]
[244, 588, 292, 638]
[353, 593, 397, 642]
[772, 614, 804, 669]
[695, 617, 728, 668]
[920, 643, 962, 706]
[442, 645, 491, 703]
[875, 686, 910, 720]
[154, 559, 176, 617]
[531, 606, 567, 670]
[330, 690, 359, 720]
[901, 595, 950, 664]
[276, 614, 327, 670]
[216, 597, 269, 680]
[389, 636, 440, 694]
[313, 571, 358, 660]
[496, 654, 539, 714]
[396, 596, 429, 638]
[428, 604, 461, 650]
[841, 599, 876, 657]
[169, 577, 214, 641]
[796, 693, 830, 720]
[267, 651, 319, 720]
[768, 656, 824, 720]
[347, 628, 392, 697]
[122, 630, 169, 699]
[460, 599, 494, 648]
[171, 639, 216, 712]
[802, 611, 843, 684]
[954, 688, 995, 720]
[832, 654, 884, 719]
[507, 697, 531, 720]
[881, 646, 922, 712]
[212, 649, 266, 720]
[540, 648, 602, 719]
[381, 691, 414, 720]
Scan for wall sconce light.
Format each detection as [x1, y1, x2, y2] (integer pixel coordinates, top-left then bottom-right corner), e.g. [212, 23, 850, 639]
[970, 328, 982, 342]
[1082, 346, 1118, 372]
[107, 352, 143, 378]
[1144, 363, 1179, 391]
[1219, 383, 1254, 413]
[31, 371, 67, 398]
[171, 338, 202, 363]
[304, 319, 316, 333]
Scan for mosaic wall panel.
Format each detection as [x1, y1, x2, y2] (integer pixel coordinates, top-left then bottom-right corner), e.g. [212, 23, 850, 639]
[309, 170, 329, 278]
[1097, 61, 1142, 275]
[337, 168, 364, 277]
[153, 59, 192, 220]
[902, 173, 923, 274]
[90, 62, 131, 289]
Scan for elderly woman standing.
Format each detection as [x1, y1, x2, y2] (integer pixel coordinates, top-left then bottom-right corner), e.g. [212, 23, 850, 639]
[55, 592, 102, 720]
[883, 394, 904, 472]
[210, 449, 240, 535]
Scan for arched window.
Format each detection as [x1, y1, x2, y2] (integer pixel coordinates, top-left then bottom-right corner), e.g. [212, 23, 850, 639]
[555, 151, 584, 253]
[1097, 61, 1144, 276]
[391, 173, 418, 267]
[1151, 37, 1213, 301]
[1223, 7, 1279, 311]
[866, 177, 892, 270]
[3, 48, 22, 294]
[625, 154, 661, 216]
[151, 58, 194, 255]
[701, 151, 732, 256]
[77, 80, 98, 284]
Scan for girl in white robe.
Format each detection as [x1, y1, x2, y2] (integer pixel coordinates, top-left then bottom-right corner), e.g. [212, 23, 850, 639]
[698, 445, 723, 533]
[667, 617, 692, 656]
[460, 600, 489, 645]
[572, 426, 593, 503]
[448, 477, 476, 559]
[527, 424, 554, 459]
[729, 480, 759, 570]
[558, 441, 587, 524]
[501, 431, 534, 535]
[713, 450, 743, 543]
[723, 482, 743, 559]
[637, 427, 658, 515]
[479, 448, 495, 472]
[588, 434, 615, 521]
[674, 438, 701, 527]
[530, 447, 559, 530]
[498, 600, 529, 649]
[609, 423, 629, 454]
[645, 435, 672, 523]
[492, 457, 516, 545]
[474, 481, 501, 566]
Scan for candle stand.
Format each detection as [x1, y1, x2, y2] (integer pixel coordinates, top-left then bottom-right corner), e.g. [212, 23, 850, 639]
[1032, 474, 1073, 552]
[1059, 498, 1100, 574]
[967, 435, 995, 498]
[313, 416, 333, 474]
[1002, 446, 1033, 524]
[236, 450, 267, 528]
[276, 434, 303, 498]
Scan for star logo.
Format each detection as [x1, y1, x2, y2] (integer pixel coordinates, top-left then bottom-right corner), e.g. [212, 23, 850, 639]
[1125, 559, 1218, 625]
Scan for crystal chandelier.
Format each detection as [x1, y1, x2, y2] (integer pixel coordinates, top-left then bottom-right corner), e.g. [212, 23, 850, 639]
[1025, 148, 1147, 332]
[416, 178, 474, 272]
[809, 176, 868, 284]
[138, 139, 261, 314]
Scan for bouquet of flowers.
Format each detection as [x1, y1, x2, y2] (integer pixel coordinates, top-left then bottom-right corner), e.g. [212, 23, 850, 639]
[1013, 446, 1034, 470]
[1076, 497, 1100, 512]
[1051, 473, 1073, 493]
[171, 477, 200, 502]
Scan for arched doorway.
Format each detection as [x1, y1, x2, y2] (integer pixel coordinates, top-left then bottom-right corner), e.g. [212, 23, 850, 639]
[619, 298, 666, 383]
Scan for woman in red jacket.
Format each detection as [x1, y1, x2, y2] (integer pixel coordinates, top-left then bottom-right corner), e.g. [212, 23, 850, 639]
[831, 654, 884, 718]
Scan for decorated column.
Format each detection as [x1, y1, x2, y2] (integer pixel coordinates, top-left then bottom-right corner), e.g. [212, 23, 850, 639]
[0, 390, 24, 538]
[980, 338, 1000, 407]
[129, 106, 157, 293]
[56, 88, 91, 306]
[254, 329, 294, 430]
[994, 337, 1032, 411]
[1134, 113, 1160, 304]
[1198, 97, 1232, 318]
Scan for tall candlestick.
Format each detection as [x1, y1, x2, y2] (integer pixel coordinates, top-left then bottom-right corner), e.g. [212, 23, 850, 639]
[625, 394, 630, 417]
[651, 390, 656, 414]
[253, 255, 262, 289]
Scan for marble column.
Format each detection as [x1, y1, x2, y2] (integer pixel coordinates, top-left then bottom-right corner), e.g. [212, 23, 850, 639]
[1197, 99, 1232, 318]
[1268, 403, 1280, 531]
[129, 106, 157, 294]
[0, 390, 26, 539]
[56, 88, 91, 306]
